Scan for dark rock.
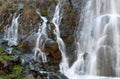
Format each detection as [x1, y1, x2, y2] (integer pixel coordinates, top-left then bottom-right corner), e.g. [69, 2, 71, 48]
[1, 60, 8, 67]
[46, 23, 56, 40]
[12, 56, 22, 64]
[45, 39, 61, 64]
[22, 41, 34, 53]
[83, 53, 88, 60]
[49, 23, 56, 31]
[60, 1, 79, 66]
[5, 47, 13, 54]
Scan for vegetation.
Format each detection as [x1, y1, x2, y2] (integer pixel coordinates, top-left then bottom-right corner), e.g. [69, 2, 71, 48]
[0, 55, 14, 61]
[0, 65, 24, 79]
[5, 65, 23, 79]
[0, 47, 5, 52]
[48, 0, 58, 3]
[16, 44, 23, 49]
[0, 46, 24, 79]
[40, 7, 48, 16]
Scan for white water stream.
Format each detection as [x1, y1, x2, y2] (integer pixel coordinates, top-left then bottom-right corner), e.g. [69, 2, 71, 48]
[34, 10, 47, 62]
[64, 0, 120, 79]
[51, 0, 69, 73]
[4, 13, 20, 46]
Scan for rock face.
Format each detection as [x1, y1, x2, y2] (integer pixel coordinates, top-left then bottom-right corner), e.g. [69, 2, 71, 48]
[0, 0, 81, 78]
[60, 1, 79, 65]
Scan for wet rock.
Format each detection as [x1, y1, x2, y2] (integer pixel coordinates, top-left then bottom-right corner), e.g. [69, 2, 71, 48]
[60, 1, 78, 65]
[5, 47, 13, 54]
[46, 23, 56, 40]
[0, 60, 13, 75]
[58, 73, 68, 79]
[12, 56, 22, 64]
[21, 54, 34, 66]
[70, 0, 84, 10]
[49, 23, 56, 30]
[1, 60, 8, 67]
[25, 74, 35, 79]
[45, 39, 61, 63]
[22, 41, 34, 53]
[36, 0, 57, 19]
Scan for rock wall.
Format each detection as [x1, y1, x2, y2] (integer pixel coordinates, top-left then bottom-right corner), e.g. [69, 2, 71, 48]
[0, 0, 82, 78]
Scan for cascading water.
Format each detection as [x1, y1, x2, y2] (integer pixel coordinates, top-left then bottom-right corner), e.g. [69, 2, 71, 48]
[64, 0, 120, 79]
[52, 0, 69, 73]
[34, 10, 47, 62]
[4, 13, 19, 46]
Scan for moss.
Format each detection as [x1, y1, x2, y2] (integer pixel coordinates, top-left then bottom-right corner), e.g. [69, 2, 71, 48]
[63, 2, 74, 11]
[16, 44, 23, 49]
[0, 77, 4, 79]
[0, 47, 5, 53]
[40, 7, 48, 16]
[48, 0, 58, 3]
[8, 65, 23, 78]
[19, 25, 26, 31]
[0, 47, 14, 62]
[0, 1, 3, 6]
[0, 55, 14, 61]
[0, 71, 3, 75]
[0, 48, 24, 79]
[1, 65, 24, 79]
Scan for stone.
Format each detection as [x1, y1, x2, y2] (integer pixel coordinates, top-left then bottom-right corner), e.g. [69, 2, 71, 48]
[25, 74, 35, 79]
[45, 39, 61, 60]
[50, 23, 55, 30]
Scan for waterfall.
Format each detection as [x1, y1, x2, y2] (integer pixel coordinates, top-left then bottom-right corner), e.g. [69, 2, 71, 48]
[4, 13, 20, 46]
[34, 10, 47, 62]
[64, 0, 120, 79]
[52, 0, 69, 73]
[2, 0, 120, 79]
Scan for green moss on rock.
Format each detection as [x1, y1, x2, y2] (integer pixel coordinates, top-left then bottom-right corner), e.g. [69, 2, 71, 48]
[0, 1, 2, 6]
[0, 65, 24, 79]
[48, 0, 58, 3]
[16, 44, 23, 49]
[0, 47, 5, 53]
[7, 65, 23, 79]
[0, 55, 14, 61]
[40, 7, 48, 16]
